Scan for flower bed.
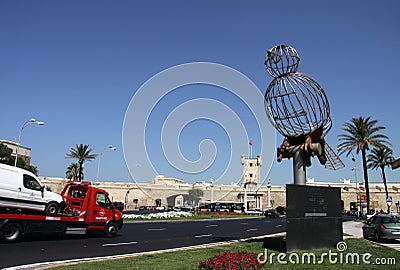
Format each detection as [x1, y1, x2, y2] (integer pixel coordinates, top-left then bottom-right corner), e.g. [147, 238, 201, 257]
[198, 252, 264, 270]
[123, 211, 194, 220]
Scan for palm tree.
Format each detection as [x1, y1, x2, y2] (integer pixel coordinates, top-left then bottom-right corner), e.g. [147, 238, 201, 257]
[367, 145, 394, 198]
[66, 144, 96, 181]
[66, 163, 80, 181]
[338, 116, 389, 214]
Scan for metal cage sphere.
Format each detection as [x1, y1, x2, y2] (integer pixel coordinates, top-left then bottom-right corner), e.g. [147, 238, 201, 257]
[264, 73, 332, 137]
[264, 45, 300, 78]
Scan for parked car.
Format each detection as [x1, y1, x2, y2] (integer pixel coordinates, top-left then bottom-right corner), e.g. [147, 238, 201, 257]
[156, 206, 165, 211]
[362, 214, 400, 241]
[265, 208, 280, 218]
[245, 209, 264, 216]
[112, 201, 124, 212]
[138, 206, 146, 211]
[181, 206, 194, 212]
[0, 163, 64, 216]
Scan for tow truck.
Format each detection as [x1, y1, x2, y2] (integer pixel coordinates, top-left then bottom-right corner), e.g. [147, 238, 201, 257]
[0, 181, 123, 243]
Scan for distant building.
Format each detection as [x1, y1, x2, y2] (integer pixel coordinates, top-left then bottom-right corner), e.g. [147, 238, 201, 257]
[0, 140, 31, 165]
[238, 154, 263, 209]
[240, 154, 262, 190]
[151, 175, 185, 186]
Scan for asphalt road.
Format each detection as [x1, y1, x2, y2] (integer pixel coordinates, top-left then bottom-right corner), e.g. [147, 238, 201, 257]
[0, 217, 286, 269]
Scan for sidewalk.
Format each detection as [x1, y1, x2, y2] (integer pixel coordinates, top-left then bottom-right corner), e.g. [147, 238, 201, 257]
[343, 220, 363, 238]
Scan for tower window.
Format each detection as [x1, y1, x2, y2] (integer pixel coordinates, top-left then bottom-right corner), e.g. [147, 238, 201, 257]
[249, 163, 253, 167]
[249, 173, 253, 178]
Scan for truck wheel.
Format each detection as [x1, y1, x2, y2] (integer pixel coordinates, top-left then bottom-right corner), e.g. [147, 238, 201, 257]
[45, 202, 59, 216]
[1, 223, 23, 243]
[104, 222, 118, 238]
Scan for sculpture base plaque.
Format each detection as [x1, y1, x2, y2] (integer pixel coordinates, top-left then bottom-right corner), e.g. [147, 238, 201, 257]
[286, 184, 343, 252]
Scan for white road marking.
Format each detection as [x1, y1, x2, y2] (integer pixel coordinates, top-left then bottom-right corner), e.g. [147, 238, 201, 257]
[195, 234, 213, 238]
[240, 223, 249, 225]
[102, 241, 137, 247]
[206, 225, 218, 228]
[380, 241, 400, 251]
[275, 225, 283, 228]
[147, 228, 166, 231]
[247, 228, 258, 232]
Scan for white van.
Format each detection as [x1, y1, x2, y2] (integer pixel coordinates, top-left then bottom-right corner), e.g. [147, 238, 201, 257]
[0, 163, 64, 216]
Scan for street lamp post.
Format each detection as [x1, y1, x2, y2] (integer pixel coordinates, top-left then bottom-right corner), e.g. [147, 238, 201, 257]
[337, 146, 360, 219]
[96, 145, 117, 181]
[267, 178, 272, 208]
[125, 187, 135, 210]
[350, 154, 360, 219]
[14, 118, 45, 167]
[210, 178, 214, 203]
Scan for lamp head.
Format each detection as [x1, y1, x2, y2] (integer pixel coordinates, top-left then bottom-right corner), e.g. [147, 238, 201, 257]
[108, 145, 117, 151]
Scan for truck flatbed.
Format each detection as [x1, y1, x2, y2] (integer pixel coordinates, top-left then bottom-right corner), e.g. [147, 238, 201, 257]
[0, 181, 123, 243]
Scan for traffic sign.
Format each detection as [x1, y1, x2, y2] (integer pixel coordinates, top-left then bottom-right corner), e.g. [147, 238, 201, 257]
[387, 196, 393, 207]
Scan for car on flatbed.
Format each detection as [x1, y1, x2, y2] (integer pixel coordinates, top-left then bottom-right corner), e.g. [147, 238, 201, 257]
[0, 163, 64, 216]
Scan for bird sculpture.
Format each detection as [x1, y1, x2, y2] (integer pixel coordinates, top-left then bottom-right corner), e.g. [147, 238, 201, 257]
[264, 44, 344, 173]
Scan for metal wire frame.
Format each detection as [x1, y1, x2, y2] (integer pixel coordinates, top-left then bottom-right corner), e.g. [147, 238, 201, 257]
[324, 143, 345, 170]
[264, 44, 300, 78]
[264, 72, 332, 137]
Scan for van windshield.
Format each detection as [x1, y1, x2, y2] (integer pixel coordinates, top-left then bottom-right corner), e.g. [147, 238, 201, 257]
[23, 174, 42, 191]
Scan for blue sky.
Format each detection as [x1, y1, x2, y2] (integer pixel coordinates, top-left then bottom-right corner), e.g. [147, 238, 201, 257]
[1, 1, 399, 186]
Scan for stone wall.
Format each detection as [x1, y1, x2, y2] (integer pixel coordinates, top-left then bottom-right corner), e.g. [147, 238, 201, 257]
[39, 176, 400, 212]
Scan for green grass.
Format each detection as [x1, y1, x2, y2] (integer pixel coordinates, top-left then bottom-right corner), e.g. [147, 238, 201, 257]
[51, 237, 399, 270]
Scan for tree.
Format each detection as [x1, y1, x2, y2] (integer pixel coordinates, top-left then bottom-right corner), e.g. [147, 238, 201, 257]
[0, 143, 13, 163]
[187, 188, 204, 206]
[0, 143, 38, 175]
[367, 145, 394, 199]
[66, 163, 80, 181]
[338, 116, 389, 214]
[66, 144, 96, 181]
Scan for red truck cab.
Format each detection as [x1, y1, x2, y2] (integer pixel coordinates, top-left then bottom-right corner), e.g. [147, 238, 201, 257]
[61, 181, 123, 237]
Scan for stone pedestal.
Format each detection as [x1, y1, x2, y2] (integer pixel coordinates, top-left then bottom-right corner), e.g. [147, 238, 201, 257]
[286, 184, 343, 252]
